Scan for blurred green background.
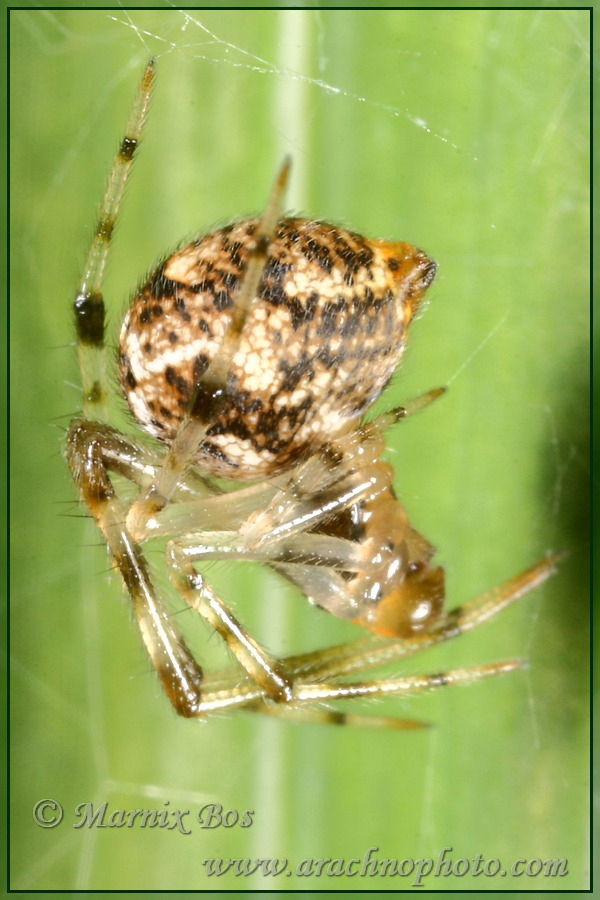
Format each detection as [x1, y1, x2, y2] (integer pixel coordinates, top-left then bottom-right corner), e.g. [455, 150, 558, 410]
[10, 8, 589, 891]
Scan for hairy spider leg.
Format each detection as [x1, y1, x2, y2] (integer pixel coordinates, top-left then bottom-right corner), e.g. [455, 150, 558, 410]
[64, 416, 289, 710]
[73, 59, 155, 420]
[66, 419, 206, 715]
[160, 405, 558, 718]
[66, 412, 558, 722]
[65, 415, 294, 711]
[194, 555, 559, 724]
[126, 158, 292, 540]
[68, 61, 209, 715]
[68, 62, 299, 711]
[64, 388, 422, 716]
[167, 544, 294, 701]
[64, 417, 389, 713]
[251, 554, 560, 683]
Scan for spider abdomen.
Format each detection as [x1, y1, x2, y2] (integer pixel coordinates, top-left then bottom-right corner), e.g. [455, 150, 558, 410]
[119, 217, 435, 480]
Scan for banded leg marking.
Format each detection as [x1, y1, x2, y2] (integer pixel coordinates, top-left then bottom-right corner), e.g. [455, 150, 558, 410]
[74, 60, 155, 420]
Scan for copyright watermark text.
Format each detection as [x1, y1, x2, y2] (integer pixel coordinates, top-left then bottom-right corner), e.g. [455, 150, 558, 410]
[32, 800, 253, 834]
[202, 847, 568, 884]
[31, 804, 569, 885]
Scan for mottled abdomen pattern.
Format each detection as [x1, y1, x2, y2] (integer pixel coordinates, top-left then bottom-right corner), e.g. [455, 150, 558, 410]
[119, 217, 436, 479]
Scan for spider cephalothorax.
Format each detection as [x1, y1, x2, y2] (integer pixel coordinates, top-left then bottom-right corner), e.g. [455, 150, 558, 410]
[66, 59, 557, 726]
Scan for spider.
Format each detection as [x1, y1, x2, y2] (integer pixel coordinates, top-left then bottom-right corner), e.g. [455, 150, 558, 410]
[66, 59, 558, 727]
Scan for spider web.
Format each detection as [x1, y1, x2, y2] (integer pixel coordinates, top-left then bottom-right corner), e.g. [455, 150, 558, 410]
[11, 7, 589, 890]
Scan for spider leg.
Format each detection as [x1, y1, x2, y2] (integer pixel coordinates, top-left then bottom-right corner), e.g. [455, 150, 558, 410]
[66, 418, 210, 715]
[253, 705, 430, 730]
[143, 456, 387, 543]
[195, 554, 558, 699]
[170, 526, 401, 623]
[66, 414, 556, 721]
[164, 536, 556, 721]
[190, 657, 523, 718]
[148, 416, 440, 631]
[161, 519, 422, 708]
[166, 542, 292, 701]
[74, 60, 154, 421]
[65, 420, 293, 712]
[164, 527, 374, 637]
[78, 419, 222, 504]
[261, 658, 523, 705]
[271, 554, 561, 682]
[126, 158, 291, 540]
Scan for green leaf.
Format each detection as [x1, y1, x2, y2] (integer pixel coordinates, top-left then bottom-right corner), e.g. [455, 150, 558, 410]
[11, 9, 589, 890]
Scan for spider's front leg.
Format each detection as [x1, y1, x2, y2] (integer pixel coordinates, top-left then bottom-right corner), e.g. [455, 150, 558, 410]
[66, 421, 206, 716]
[65, 419, 294, 714]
